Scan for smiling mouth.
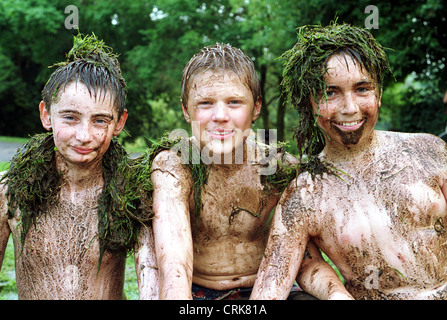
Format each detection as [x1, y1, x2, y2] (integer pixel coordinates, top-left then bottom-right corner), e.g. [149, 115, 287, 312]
[208, 129, 234, 139]
[72, 146, 95, 154]
[333, 119, 365, 131]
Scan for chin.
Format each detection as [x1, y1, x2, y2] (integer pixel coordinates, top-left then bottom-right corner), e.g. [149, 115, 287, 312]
[201, 138, 244, 164]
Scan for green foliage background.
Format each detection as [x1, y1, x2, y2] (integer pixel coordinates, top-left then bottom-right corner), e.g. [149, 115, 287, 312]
[1, 0, 446, 144]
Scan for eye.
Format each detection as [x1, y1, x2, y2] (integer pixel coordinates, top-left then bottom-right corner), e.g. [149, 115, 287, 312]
[357, 87, 368, 93]
[228, 100, 242, 106]
[94, 118, 110, 127]
[356, 82, 374, 94]
[63, 115, 76, 122]
[326, 90, 336, 97]
[197, 101, 212, 108]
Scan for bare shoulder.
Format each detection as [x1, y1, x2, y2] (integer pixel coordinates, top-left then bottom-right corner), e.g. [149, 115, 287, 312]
[0, 171, 7, 197]
[381, 130, 446, 148]
[249, 136, 298, 165]
[278, 171, 321, 221]
[380, 130, 447, 161]
[0, 172, 8, 220]
[152, 148, 186, 169]
[278, 150, 299, 166]
[151, 149, 193, 189]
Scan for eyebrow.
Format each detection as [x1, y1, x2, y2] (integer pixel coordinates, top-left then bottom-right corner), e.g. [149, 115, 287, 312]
[326, 79, 373, 89]
[58, 109, 81, 115]
[58, 109, 114, 119]
[356, 79, 374, 86]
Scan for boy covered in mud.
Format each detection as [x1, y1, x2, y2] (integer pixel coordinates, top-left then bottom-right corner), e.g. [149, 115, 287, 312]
[251, 23, 447, 300]
[0, 34, 158, 299]
[149, 43, 350, 299]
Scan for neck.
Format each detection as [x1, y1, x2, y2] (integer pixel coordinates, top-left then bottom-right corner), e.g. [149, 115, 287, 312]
[321, 130, 378, 164]
[55, 153, 104, 192]
[199, 138, 254, 167]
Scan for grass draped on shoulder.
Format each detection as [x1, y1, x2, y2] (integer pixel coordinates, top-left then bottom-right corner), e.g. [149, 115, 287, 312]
[260, 142, 300, 195]
[142, 132, 210, 228]
[3, 133, 61, 244]
[1, 131, 300, 265]
[1, 132, 156, 265]
[141, 132, 299, 225]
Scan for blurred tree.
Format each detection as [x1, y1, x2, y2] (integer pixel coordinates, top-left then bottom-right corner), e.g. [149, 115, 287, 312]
[0, 0, 445, 143]
[229, 0, 304, 141]
[0, 0, 70, 136]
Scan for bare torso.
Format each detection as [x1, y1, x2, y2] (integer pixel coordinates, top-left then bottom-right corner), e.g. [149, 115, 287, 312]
[191, 162, 278, 290]
[290, 131, 447, 299]
[4, 184, 125, 299]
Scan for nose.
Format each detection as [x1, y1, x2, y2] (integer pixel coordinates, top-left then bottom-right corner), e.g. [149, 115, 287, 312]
[76, 121, 93, 143]
[341, 93, 359, 115]
[212, 102, 230, 122]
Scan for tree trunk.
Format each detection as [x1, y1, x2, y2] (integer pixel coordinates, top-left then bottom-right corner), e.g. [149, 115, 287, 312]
[276, 77, 286, 142]
[260, 64, 270, 131]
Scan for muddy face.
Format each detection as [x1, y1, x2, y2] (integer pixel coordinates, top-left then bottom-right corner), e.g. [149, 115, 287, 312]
[182, 71, 261, 159]
[332, 121, 366, 146]
[39, 81, 127, 169]
[312, 53, 380, 150]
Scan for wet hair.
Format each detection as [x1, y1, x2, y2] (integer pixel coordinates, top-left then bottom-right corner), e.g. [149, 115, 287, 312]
[281, 21, 391, 161]
[41, 34, 127, 119]
[181, 42, 261, 107]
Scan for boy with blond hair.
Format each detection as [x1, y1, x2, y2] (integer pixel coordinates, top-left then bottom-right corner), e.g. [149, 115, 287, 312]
[149, 43, 350, 299]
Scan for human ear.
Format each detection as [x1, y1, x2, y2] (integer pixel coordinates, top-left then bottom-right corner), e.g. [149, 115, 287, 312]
[182, 103, 191, 123]
[377, 88, 382, 108]
[39, 101, 52, 131]
[251, 97, 262, 122]
[113, 109, 128, 136]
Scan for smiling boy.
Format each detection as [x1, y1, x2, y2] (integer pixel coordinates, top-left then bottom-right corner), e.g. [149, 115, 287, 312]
[149, 43, 349, 299]
[251, 23, 447, 300]
[0, 34, 157, 299]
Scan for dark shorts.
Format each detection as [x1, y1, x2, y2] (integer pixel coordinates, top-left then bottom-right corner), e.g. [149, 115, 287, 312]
[191, 283, 317, 300]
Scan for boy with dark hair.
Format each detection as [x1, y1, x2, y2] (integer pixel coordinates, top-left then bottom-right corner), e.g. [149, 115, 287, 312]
[149, 43, 349, 299]
[0, 34, 158, 299]
[251, 22, 447, 300]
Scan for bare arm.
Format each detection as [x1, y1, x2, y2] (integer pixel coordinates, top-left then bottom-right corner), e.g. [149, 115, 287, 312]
[151, 151, 193, 299]
[134, 223, 159, 300]
[297, 241, 354, 300]
[0, 176, 11, 269]
[250, 183, 309, 300]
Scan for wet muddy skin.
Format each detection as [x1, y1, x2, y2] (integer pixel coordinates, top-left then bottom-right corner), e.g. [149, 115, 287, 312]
[0, 161, 127, 299]
[6, 183, 126, 299]
[282, 131, 447, 299]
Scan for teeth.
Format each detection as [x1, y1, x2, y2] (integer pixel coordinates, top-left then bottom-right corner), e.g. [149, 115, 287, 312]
[209, 130, 232, 135]
[337, 120, 362, 127]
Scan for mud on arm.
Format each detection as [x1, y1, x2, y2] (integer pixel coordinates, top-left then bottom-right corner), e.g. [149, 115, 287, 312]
[151, 150, 194, 299]
[250, 183, 309, 300]
[134, 222, 159, 300]
[0, 176, 11, 269]
[297, 241, 354, 300]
